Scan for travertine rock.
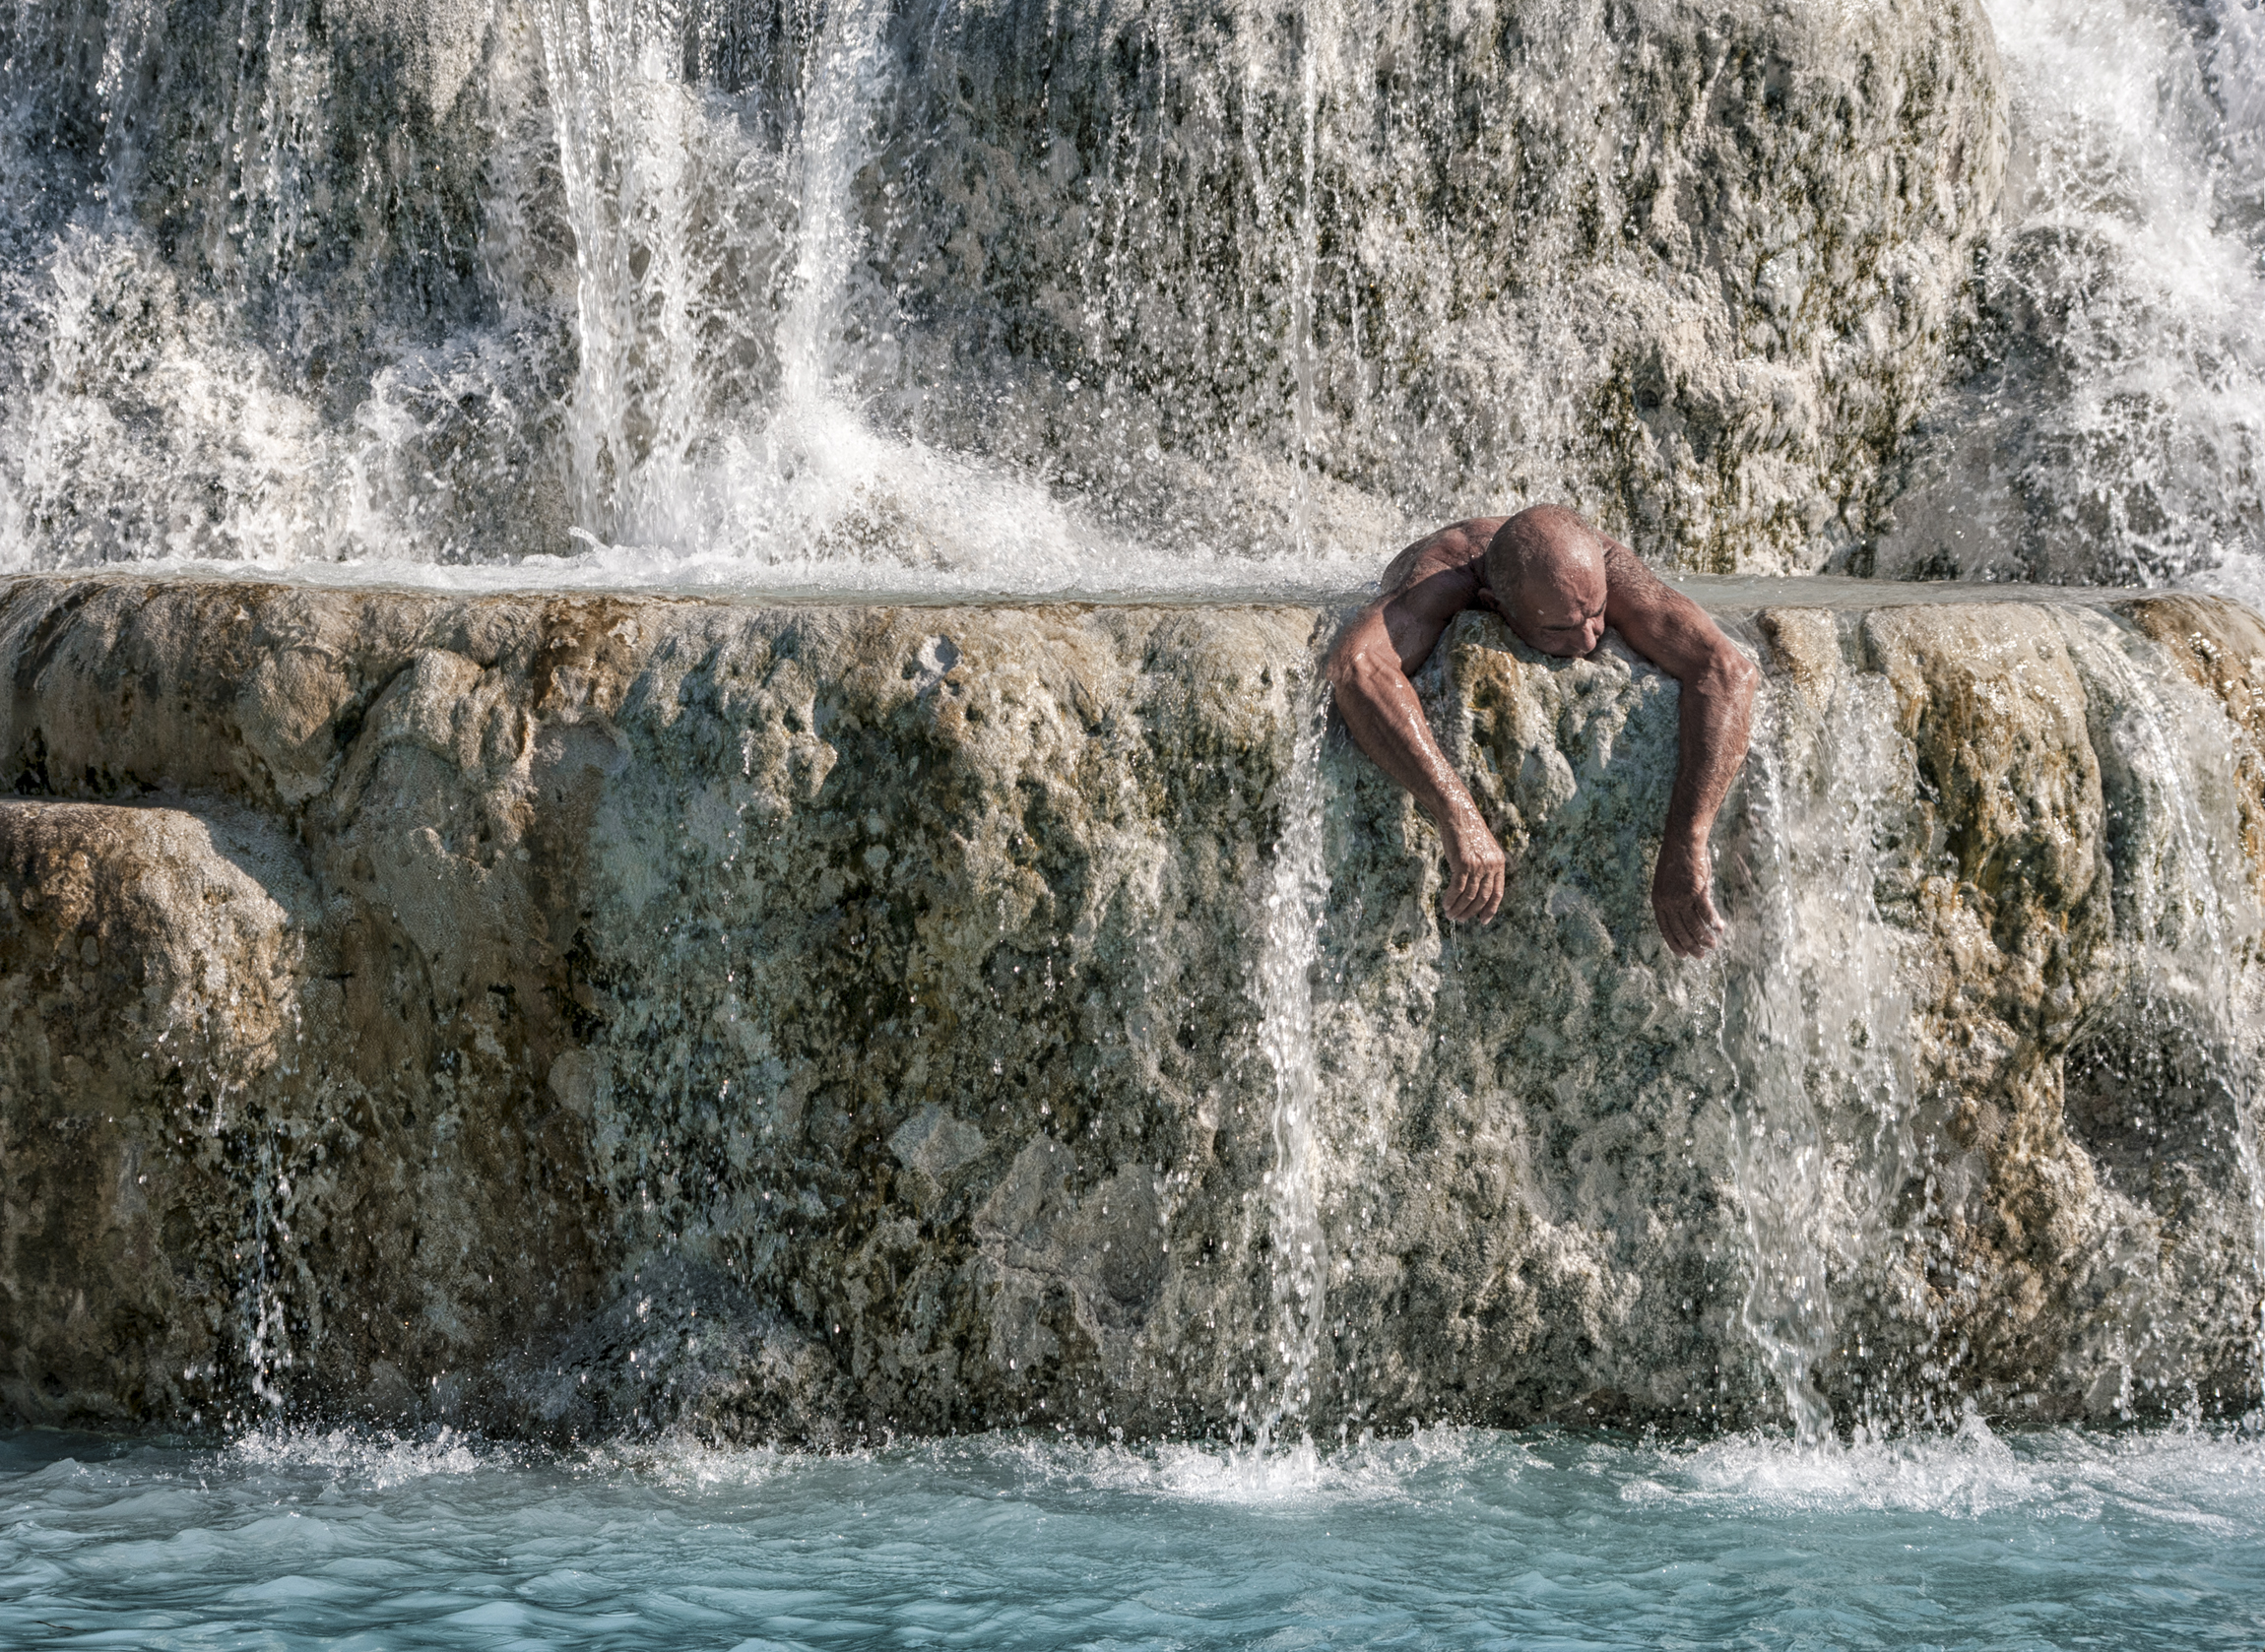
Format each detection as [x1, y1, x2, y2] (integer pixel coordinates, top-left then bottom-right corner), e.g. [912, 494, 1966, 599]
[888, 0, 2009, 571]
[0, 802, 304, 1425]
[0, 576, 2258, 1441]
[0, 0, 2004, 572]
[2128, 597, 2265, 900]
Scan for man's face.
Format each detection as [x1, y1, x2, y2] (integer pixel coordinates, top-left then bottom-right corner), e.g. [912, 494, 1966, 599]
[1508, 566, 1607, 658]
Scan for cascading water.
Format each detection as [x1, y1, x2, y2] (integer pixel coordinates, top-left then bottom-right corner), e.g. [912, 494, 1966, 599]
[1879, 0, 2265, 588]
[537, 0, 709, 544]
[2, 0, 2265, 1460]
[2059, 612, 2265, 1400]
[13, 0, 2258, 589]
[1252, 678, 1331, 1449]
[1715, 741, 1845, 1449]
[17, 2, 2265, 1640]
[0, 0, 2008, 586]
[240, 1133, 296, 1414]
[1713, 665, 1922, 1445]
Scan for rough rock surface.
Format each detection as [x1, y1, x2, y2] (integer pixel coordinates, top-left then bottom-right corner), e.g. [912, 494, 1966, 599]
[1, 0, 2004, 573]
[0, 575, 2260, 1441]
[887, 0, 2009, 571]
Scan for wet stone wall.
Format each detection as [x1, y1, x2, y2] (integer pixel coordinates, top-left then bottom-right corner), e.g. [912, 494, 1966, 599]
[0, 576, 2262, 1442]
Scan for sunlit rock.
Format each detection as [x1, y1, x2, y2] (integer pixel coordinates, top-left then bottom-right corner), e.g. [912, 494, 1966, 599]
[0, 0, 2004, 576]
[0, 801, 305, 1425]
[0, 576, 2259, 1440]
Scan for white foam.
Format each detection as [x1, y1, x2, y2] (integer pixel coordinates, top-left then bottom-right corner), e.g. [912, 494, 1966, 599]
[950, 1422, 1503, 1510]
[1625, 1408, 2265, 1521]
[226, 1425, 501, 1489]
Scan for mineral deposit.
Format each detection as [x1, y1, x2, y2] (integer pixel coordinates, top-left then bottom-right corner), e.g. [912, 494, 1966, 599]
[0, 0, 2005, 573]
[2, 576, 2260, 1440]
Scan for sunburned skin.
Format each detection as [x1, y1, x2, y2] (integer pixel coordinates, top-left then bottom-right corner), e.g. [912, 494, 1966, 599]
[1325, 504, 1759, 957]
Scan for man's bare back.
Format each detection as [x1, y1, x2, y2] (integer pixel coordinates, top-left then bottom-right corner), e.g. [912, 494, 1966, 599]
[1325, 505, 1758, 957]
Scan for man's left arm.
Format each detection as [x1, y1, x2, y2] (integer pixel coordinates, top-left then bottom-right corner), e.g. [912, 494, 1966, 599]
[1599, 542, 1760, 957]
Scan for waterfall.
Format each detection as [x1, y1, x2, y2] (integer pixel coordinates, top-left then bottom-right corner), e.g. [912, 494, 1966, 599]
[1881, 0, 2265, 588]
[531, 0, 899, 550]
[1715, 665, 1921, 1445]
[2062, 614, 2265, 1400]
[1253, 677, 1332, 1448]
[1716, 736, 1843, 1449]
[3, 0, 2265, 1449]
[774, 0, 894, 419]
[0, 0, 2031, 588]
[537, 0, 710, 544]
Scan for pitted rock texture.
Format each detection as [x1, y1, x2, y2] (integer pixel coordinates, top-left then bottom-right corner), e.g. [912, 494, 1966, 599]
[884, 0, 2008, 572]
[0, 576, 2260, 1441]
[1, 0, 2003, 574]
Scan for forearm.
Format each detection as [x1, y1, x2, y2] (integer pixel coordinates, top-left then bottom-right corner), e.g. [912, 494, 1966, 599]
[1328, 646, 1488, 838]
[1327, 583, 1507, 922]
[1663, 653, 1757, 854]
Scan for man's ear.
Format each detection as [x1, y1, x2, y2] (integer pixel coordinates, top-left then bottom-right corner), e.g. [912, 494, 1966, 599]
[1474, 585, 1503, 614]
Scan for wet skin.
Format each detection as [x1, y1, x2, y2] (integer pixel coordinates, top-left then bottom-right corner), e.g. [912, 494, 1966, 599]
[1325, 512, 1758, 957]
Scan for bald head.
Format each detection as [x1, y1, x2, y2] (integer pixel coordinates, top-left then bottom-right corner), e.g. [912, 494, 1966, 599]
[1487, 505, 1609, 657]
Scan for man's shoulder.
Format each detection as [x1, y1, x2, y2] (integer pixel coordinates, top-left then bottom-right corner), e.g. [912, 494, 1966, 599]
[1599, 538, 1670, 599]
[1387, 518, 1502, 593]
[1440, 516, 1508, 563]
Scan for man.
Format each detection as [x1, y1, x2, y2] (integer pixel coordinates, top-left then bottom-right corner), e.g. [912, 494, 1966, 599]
[1326, 505, 1758, 957]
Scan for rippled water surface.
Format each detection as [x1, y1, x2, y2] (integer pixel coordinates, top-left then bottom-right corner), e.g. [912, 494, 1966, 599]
[4, 1420, 2262, 1649]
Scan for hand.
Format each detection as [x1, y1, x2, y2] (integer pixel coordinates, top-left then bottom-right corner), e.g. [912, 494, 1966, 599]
[1652, 842, 1726, 957]
[1440, 811, 1507, 923]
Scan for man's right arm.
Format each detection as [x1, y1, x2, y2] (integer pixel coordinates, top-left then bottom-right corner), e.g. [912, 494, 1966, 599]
[1325, 523, 1506, 922]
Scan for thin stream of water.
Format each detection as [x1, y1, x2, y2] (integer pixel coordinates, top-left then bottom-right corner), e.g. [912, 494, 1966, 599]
[1254, 673, 1332, 1448]
[1716, 728, 1841, 1449]
[1713, 659, 1929, 1446]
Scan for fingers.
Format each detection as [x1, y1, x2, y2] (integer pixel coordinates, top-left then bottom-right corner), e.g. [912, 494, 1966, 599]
[1655, 881, 1727, 958]
[1443, 837, 1726, 948]
[1661, 890, 1695, 957]
[1446, 860, 1499, 923]
[1660, 900, 1696, 958]
[1442, 840, 1720, 945]
[1474, 858, 1504, 923]
[1441, 840, 1507, 924]
[1445, 856, 1488, 922]
[1443, 859, 1473, 922]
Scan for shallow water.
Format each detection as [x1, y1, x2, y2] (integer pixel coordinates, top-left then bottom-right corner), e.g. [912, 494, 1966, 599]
[5, 1420, 2262, 1649]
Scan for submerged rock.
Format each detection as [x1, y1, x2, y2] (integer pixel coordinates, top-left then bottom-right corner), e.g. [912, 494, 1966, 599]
[0, 575, 2259, 1440]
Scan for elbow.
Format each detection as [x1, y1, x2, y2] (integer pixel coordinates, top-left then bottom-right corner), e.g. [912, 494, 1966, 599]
[1684, 647, 1759, 721]
[1707, 647, 1760, 706]
[1326, 638, 1388, 697]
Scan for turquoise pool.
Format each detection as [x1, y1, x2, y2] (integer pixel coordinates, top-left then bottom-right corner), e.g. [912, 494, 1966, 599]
[5, 1418, 2261, 1648]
